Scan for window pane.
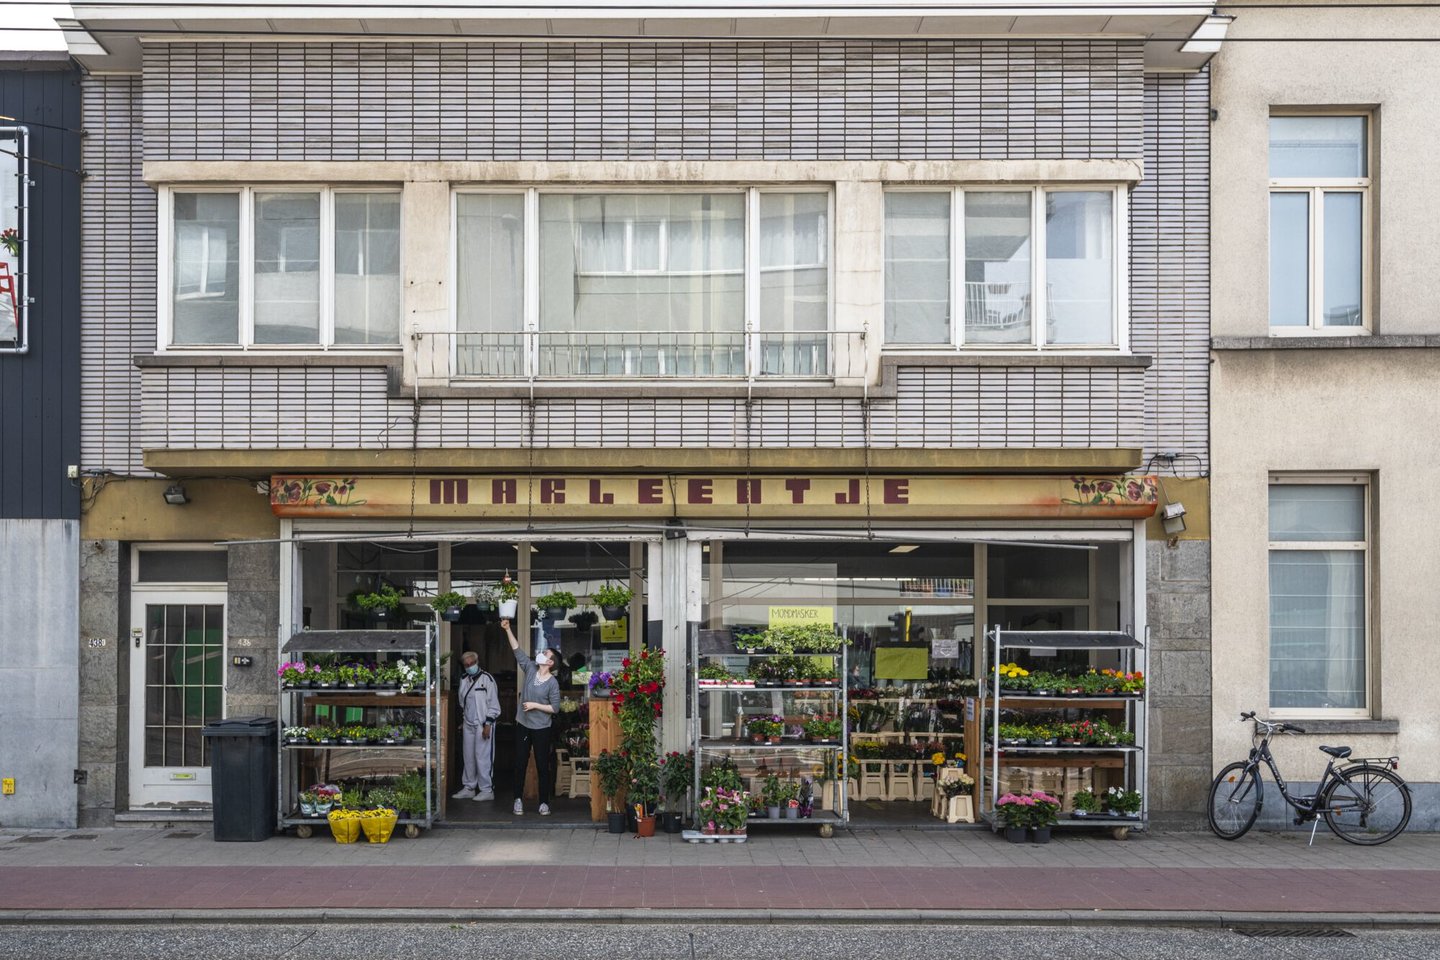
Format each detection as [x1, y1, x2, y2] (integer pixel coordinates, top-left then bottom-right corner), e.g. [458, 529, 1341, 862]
[334, 193, 400, 344]
[1269, 192, 1310, 327]
[1269, 550, 1366, 710]
[1044, 192, 1112, 345]
[137, 550, 228, 583]
[253, 192, 320, 344]
[964, 192, 1032, 345]
[456, 194, 526, 376]
[172, 192, 240, 344]
[759, 193, 829, 332]
[987, 544, 1089, 600]
[1269, 116, 1367, 179]
[1323, 192, 1363, 327]
[1269, 484, 1365, 541]
[884, 192, 950, 344]
[540, 193, 745, 376]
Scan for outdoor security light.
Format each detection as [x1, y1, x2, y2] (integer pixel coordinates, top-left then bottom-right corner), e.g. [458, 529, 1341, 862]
[162, 483, 190, 506]
[1161, 500, 1187, 536]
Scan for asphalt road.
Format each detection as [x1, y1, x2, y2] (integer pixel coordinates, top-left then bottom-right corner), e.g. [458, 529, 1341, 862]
[3, 923, 1439, 960]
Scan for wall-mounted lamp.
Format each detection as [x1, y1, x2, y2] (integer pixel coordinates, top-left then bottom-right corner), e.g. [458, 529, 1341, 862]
[1161, 500, 1187, 537]
[163, 483, 189, 506]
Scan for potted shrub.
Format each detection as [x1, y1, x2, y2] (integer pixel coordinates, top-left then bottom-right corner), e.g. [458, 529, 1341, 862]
[762, 775, 783, 819]
[536, 590, 576, 621]
[994, 792, 1035, 843]
[430, 591, 467, 623]
[697, 787, 719, 836]
[354, 583, 404, 622]
[1027, 790, 1061, 843]
[628, 755, 661, 837]
[593, 582, 633, 621]
[595, 749, 629, 834]
[778, 780, 801, 819]
[659, 750, 693, 833]
[495, 574, 519, 619]
[1071, 788, 1100, 819]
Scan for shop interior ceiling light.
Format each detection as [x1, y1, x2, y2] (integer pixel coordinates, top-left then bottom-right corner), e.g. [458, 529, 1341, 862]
[163, 483, 189, 506]
[889, 545, 920, 553]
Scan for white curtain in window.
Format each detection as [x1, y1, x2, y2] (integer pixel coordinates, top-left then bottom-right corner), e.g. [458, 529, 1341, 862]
[456, 194, 525, 377]
[253, 192, 320, 344]
[334, 193, 400, 344]
[758, 193, 828, 333]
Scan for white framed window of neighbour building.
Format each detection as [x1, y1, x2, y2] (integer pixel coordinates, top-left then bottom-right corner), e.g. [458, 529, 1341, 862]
[1269, 114, 1371, 332]
[160, 186, 401, 349]
[1268, 475, 1371, 718]
[882, 185, 1126, 351]
[453, 186, 832, 379]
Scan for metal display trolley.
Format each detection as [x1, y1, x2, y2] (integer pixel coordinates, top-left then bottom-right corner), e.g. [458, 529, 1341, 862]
[689, 635, 849, 839]
[277, 625, 439, 839]
[982, 628, 1147, 840]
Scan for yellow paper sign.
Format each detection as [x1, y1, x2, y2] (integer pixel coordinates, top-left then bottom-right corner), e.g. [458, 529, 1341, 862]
[875, 647, 929, 680]
[600, 618, 628, 645]
[768, 606, 833, 627]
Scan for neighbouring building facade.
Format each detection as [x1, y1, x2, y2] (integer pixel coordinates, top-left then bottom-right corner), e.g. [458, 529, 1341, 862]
[52, 2, 1221, 830]
[1211, 3, 1440, 827]
[0, 49, 83, 829]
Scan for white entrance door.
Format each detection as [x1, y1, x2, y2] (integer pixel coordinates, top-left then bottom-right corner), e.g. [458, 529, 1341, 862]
[128, 593, 227, 807]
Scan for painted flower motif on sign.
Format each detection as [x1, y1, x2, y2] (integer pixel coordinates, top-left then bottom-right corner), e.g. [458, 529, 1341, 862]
[1062, 475, 1157, 507]
[270, 477, 367, 507]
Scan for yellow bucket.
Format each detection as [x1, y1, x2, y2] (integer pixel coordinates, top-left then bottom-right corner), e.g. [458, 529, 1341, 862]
[327, 809, 362, 844]
[360, 809, 399, 844]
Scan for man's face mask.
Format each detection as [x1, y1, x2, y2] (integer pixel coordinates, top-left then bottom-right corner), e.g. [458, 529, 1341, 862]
[465, 664, 479, 676]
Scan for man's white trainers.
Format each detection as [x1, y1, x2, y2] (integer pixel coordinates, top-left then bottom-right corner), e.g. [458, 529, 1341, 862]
[538, 803, 551, 816]
[473, 791, 495, 802]
[451, 788, 476, 799]
[513, 799, 523, 815]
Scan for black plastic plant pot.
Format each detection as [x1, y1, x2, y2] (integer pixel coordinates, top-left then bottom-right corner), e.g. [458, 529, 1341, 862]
[442, 606, 462, 622]
[607, 812, 626, 834]
[660, 812, 683, 834]
[601, 605, 626, 621]
[372, 608, 389, 622]
[544, 607, 567, 621]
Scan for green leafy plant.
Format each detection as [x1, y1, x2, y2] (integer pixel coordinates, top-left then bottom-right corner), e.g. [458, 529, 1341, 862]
[1071, 788, 1101, 814]
[337, 663, 372, 686]
[594, 749, 629, 813]
[659, 750, 694, 812]
[536, 590, 576, 612]
[701, 757, 743, 793]
[628, 754, 662, 816]
[592, 583, 634, 609]
[472, 583, 498, 607]
[762, 622, 848, 654]
[762, 775, 783, 807]
[392, 770, 428, 815]
[354, 584, 404, 614]
[698, 663, 735, 682]
[1104, 786, 1143, 814]
[430, 591, 467, 613]
[803, 715, 842, 740]
[494, 575, 519, 601]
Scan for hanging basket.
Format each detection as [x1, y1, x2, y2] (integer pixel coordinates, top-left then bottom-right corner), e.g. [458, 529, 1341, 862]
[601, 605, 627, 621]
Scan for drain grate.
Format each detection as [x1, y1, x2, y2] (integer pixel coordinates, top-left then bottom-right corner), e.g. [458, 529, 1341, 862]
[64, 834, 98, 840]
[1235, 926, 1355, 939]
[15, 836, 54, 843]
[164, 831, 201, 839]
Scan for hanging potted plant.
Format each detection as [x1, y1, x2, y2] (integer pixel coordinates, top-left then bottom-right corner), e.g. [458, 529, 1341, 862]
[429, 591, 467, 623]
[495, 574, 519, 619]
[472, 582, 498, 616]
[595, 749, 629, 834]
[354, 583, 404, 623]
[593, 583, 634, 621]
[536, 590, 576, 621]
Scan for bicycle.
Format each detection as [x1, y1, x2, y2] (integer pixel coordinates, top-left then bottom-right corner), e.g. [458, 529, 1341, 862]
[1207, 711, 1411, 845]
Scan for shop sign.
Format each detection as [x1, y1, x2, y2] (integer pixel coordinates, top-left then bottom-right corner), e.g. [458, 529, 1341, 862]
[270, 474, 1158, 520]
[767, 606, 833, 627]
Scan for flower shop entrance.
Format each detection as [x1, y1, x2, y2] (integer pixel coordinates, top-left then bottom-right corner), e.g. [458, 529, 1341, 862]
[290, 531, 655, 826]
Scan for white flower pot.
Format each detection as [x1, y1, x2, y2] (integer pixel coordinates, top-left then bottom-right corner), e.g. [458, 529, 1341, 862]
[498, 599, 518, 618]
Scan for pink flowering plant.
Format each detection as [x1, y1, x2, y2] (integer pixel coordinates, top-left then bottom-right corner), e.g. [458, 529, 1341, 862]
[995, 790, 1061, 829]
[278, 661, 309, 686]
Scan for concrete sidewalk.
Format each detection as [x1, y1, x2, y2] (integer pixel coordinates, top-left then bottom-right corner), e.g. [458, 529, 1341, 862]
[1, 825, 1437, 923]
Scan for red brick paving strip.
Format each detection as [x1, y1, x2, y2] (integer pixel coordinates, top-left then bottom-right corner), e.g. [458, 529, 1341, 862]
[3, 866, 1439, 913]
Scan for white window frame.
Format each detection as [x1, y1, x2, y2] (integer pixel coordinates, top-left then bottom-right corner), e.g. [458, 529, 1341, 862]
[450, 185, 834, 380]
[158, 185, 403, 351]
[1267, 473, 1372, 720]
[1268, 114, 1372, 335]
[881, 184, 1129, 354]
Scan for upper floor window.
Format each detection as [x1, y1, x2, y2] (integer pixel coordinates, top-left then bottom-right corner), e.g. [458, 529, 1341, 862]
[164, 187, 400, 348]
[1, 125, 27, 353]
[1269, 116, 1370, 332]
[454, 188, 831, 379]
[883, 186, 1124, 350]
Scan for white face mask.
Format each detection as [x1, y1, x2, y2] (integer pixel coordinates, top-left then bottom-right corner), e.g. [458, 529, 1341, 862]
[536, 654, 550, 669]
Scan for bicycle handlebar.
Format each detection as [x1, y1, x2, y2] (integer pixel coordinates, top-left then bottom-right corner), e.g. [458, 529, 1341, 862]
[1238, 712, 1305, 735]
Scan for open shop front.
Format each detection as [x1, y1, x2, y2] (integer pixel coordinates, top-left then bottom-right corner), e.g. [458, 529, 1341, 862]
[271, 472, 1157, 829]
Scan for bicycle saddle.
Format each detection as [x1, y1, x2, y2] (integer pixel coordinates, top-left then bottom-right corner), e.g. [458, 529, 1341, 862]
[1320, 745, 1352, 759]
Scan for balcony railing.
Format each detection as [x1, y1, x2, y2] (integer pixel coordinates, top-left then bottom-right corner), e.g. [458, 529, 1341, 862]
[419, 329, 864, 381]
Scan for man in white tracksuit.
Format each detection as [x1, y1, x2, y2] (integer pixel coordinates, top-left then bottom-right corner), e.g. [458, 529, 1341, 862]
[452, 650, 501, 801]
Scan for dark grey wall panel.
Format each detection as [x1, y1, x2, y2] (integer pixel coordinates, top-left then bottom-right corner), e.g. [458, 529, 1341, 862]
[0, 65, 82, 519]
[1132, 71, 1210, 475]
[142, 40, 1145, 162]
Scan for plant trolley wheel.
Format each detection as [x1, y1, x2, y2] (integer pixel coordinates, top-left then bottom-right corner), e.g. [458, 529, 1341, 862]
[295, 824, 313, 839]
[404, 823, 421, 839]
[1110, 826, 1129, 841]
[818, 823, 834, 839]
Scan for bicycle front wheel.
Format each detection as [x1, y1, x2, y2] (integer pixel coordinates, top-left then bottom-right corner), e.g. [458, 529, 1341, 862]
[1322, 765, 1411, 846]
[1207, 761, 1262, 840]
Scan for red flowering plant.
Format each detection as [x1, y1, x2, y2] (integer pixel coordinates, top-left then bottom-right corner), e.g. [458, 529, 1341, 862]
[611, 649, 668, 790]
